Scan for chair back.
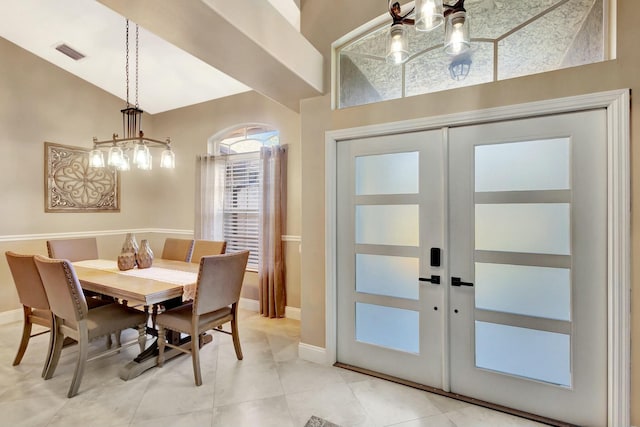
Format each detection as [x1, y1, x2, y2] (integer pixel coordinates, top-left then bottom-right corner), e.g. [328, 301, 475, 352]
[46, 238, 98, 262]
[5, 252, 49, 310]
[161, 238, 194, 262]
[194, 251, 249, 316]
[190, 240, 227, 264]
[34, 256, 88, 322]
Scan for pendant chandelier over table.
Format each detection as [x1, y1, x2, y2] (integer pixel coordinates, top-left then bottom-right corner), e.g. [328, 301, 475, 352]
[89, 19, 175, 171]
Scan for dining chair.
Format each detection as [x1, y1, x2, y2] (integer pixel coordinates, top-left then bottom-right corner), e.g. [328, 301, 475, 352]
[161, 238, 195, 262]
[189, 239, 227, 264]
[5, 251, 55, 376]
[34, 255, 148, 398]
[46, 237, 99, 261]
[157, 250, 249, 386]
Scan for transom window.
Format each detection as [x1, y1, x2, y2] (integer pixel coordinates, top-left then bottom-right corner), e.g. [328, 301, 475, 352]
[336, 0, 609, 109]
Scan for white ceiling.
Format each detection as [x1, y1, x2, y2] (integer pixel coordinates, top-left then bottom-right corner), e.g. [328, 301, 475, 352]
[0, 0, 309, 114]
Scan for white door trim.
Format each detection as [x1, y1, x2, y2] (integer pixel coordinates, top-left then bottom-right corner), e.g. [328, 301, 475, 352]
[323, 89, 630, 427]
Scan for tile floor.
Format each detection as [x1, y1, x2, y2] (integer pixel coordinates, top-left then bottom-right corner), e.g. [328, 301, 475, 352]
[0, 310, 548, 427]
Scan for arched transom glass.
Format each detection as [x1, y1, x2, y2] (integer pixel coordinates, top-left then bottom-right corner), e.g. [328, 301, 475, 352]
[337, 0, 607, 109]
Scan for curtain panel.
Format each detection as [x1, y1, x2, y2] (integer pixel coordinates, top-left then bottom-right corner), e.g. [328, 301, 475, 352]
[259, 145, 287, 318]
[195, 155, 226, 241]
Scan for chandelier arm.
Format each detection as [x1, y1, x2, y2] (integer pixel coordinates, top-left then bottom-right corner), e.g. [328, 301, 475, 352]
[388, 0, 415, 24]
[444, 0, 466, 16]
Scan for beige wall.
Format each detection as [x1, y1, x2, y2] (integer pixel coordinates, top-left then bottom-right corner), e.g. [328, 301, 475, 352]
[0, 37, 166, 312]
[0, 38, 301, 312]
[299, 0, 640, 424]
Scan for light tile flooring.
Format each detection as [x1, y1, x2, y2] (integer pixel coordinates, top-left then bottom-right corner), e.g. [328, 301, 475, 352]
[0, 310, 548, 427]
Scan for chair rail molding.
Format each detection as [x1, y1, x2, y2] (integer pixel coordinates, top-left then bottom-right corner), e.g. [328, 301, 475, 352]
[0, 229, 194, 242]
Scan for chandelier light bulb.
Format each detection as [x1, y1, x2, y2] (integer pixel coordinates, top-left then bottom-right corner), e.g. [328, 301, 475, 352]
[108, 145, 124, 168]
[160, 148, 175, 169]
[444, 11, 470, 55]
[386, 23, 409, 64]
[415, 0, 444, 32]
[89, 148, 105, 168]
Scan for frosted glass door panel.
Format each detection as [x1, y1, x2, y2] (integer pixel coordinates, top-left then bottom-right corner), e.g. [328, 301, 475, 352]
[475, 321, 571, 387]
[356, 205, 419, 246]
[356, 254, 419, 300]
[475, 204, 570, 255]
[356, 152, 419, 195]
[356, 302, 419, 353]
[475, 263, 571, 320]
[475, 139, 570, 192]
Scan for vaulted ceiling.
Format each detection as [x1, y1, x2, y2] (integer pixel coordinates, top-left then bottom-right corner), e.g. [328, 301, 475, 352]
[0, 0, 323, 113]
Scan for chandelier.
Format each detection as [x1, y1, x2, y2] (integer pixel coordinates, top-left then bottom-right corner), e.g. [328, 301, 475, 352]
[89, 19, 175, 171]
[387, 0, 470, 65]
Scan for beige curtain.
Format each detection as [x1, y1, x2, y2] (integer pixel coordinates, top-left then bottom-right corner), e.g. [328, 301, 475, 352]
[195, 155, 226, 240]
[259, 145, 287, 318]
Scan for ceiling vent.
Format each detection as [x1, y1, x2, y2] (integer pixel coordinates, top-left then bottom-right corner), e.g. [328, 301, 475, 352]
[55, 43, 85, 61]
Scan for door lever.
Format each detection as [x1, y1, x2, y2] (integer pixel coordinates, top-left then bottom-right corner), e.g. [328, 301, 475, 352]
[451, 277, 474, 287]
[419, 275, 440, 284]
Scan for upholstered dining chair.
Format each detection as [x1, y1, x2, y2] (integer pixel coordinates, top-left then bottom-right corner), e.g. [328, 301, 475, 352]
[189, 240, 227, 264]
[157, 251, 249, 386]
[46, 237, 99, 261]
[5, 251, 111, 375]
[5, 251, 55, 376]
[161, 238, 195, 262]
[34, 255, 148, 398]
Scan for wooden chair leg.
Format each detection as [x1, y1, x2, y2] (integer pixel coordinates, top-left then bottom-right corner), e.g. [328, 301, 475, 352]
[106, 334, 113, 349]
[42, 321, 55, 378]
[231, 315, 243, 360]
[157, 326, 166, 367]
[13, 307, 32, 366]
[68, 326, 88, 398]
[191, 328, 202, 386]
[43, 320, 64, 380]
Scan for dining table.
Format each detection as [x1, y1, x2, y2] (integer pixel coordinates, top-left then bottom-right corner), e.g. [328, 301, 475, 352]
[72, 258, 202, 380]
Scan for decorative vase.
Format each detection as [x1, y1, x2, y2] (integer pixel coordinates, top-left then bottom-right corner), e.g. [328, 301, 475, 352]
[121, 233, 139, 255]
[117, 251, 136, 271]
[136, 239, 154, 269]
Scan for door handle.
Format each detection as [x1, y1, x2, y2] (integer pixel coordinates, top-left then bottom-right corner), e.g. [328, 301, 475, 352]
[419, 275, 440, 284]
[451, 277, 473, 287]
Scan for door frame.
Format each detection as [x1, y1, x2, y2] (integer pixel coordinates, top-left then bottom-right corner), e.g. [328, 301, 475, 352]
[323, 89, 630, 427]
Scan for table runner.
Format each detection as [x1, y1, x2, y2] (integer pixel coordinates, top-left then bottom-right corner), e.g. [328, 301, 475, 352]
[73, 260, 198, 300]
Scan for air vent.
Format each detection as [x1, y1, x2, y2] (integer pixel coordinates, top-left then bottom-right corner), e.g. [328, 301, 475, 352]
[55, 43, 85, 61]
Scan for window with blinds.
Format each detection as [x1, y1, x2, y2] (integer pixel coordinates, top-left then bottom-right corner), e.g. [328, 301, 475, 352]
[224, 153, 261, 270]
[209, 124, 279, 271]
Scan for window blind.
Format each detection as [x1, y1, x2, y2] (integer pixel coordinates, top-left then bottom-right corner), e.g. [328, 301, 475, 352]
[223, 154, 261, 269]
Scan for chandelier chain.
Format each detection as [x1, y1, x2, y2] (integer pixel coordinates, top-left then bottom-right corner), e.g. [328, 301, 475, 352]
[125, 19, 130, 107]
[135, 24, 139, 109]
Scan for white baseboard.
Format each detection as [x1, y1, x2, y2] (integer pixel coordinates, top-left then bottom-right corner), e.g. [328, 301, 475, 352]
[239, 298, 300, 320]
[285, 306, 301, 320]
[0, 309, 22, 325]
[298, 342, 329, 365]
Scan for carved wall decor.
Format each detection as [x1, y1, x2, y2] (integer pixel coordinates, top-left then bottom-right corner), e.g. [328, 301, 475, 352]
[45, 142, 120, 212]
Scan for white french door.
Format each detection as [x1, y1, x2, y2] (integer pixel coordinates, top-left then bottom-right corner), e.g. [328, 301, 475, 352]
[448, 110, 607, 426]
[335, 109, 608, 426]
[336, 130, 445, 387]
